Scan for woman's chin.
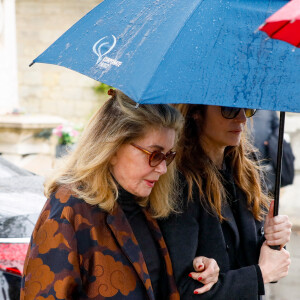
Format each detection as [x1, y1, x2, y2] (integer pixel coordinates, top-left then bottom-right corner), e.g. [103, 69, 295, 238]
[138, 191, 152, 198]
[227, 137, 241, 147]
[130, 189, 152, 198]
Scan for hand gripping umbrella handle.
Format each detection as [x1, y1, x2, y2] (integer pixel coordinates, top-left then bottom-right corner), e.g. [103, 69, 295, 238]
[270, 244, 284, 283]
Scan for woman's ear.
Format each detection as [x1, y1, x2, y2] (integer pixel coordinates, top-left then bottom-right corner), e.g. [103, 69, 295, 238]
[110, 153, 118, 166]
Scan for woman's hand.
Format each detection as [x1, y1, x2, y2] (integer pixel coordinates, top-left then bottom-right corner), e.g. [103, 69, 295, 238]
[259, 241, 291, 283]
[188, 256, 220, 294]
[264, 200, 292, 248]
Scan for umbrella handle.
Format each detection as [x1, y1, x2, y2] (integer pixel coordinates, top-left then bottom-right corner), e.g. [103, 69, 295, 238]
[273, 111, 285, 217]
[269, 113, 285, 283]
[269, 245, 280, 250]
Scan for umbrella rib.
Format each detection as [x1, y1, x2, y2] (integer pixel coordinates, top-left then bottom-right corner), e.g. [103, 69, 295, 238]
[269, 20, 291, 38]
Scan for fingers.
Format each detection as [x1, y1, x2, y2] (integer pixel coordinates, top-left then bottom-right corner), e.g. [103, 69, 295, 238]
[189, 271, 204, 282]
[266, 200, 274, 219]
[265, 229, 292, 246]
[264, 219, 292, 236]
[200, 272, 218, 285]
[265, 215, 291, 230]
[259, 242, 291, 283]
[190, 257, 220, 284]
[190, 256, 220, 294]
[189, 272, 217, 295]
[193, 257, 220, 280]
[264, 215, 292, 246]
[193, 257, 205, 272]
[264, 215, 292, 234]
[194, 282, 215, 295]
[200, 261, 219, 283]
[189, 271, 218, 285]
[189, 267, 217, 283]
[272, 248, 291, 280]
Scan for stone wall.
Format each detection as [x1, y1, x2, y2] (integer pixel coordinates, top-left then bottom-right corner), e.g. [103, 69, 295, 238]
[15, 0, 107, 124]
[0, 0, 19, 113]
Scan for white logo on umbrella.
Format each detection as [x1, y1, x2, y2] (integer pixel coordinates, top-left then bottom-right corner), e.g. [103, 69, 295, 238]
[93, 35, 122, 69]
[93, 35, 116, 64]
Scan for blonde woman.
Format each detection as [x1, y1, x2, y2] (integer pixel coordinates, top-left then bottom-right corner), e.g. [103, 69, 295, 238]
[160, 105, 292, 300]
[21, 92, 219, 300]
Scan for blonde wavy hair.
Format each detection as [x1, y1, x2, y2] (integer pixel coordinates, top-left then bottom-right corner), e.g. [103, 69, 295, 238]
[174, 104, 270, 221]
[45, 90, 183, 218]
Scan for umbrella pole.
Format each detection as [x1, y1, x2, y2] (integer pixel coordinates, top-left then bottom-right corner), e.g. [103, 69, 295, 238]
[269, 111, 285, 258]
[273, 111, 285, 217]
[268, 111, 286, 285]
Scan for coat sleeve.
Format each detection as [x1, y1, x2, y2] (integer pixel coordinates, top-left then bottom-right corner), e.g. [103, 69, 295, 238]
[160, 205, 263, 300]
[20, 200, 82, 300]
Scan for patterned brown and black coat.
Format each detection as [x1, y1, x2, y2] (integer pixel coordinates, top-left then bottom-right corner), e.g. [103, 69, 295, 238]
[20, 187, 180, 300]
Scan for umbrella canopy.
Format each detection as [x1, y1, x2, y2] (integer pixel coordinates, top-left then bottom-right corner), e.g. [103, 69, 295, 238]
[31, 0, 300, 112]
[259, 0, 300, 48]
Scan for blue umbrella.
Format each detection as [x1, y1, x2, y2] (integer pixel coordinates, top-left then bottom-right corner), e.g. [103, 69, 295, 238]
[31, 0, 299, 224]
[31, 0, 300, 113]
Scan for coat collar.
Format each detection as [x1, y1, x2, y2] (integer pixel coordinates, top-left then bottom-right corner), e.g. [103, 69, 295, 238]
[234, 188, 261, 265]
[106, 203, 179, 300]
[220, 165, 240, 249]
[222, 184, 261, 265]
[221, 200, 240, 249]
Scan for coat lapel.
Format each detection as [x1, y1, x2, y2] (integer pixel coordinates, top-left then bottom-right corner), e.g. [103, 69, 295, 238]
[235, 188, 261, 265]
[106, 204, 155, 300]
[143, 209, 180, 300]
[222, 200, 240, 249]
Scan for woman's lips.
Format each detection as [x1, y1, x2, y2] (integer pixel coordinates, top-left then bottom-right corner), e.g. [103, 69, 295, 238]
[144, 180, 157, 188]
[229, 130, 242, 134]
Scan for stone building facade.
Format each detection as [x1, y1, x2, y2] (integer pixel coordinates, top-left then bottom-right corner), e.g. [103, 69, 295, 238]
[13, 0, 105, 122]
[0, 0, 19, 112]
[0, 0, 107, 175]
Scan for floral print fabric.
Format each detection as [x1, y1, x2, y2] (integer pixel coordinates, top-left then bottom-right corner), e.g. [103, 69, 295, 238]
[21, 187, 179, 300]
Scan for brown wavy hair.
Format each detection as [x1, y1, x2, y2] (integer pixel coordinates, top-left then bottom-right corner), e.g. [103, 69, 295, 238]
[45, 90, 183, 218]
[174, 104, 270, 221]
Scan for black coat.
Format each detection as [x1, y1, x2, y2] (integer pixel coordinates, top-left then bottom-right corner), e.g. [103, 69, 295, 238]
[159, 173, 265, 300]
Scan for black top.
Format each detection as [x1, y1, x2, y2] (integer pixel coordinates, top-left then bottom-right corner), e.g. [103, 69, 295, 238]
[117, 186, 166, 300]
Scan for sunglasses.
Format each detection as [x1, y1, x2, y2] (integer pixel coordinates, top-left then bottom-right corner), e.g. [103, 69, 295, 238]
[220, 107, 257, 119]
[131, 143, 176, 167]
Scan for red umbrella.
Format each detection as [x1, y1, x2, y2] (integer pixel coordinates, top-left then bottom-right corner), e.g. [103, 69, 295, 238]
[259, 0, 300, 48]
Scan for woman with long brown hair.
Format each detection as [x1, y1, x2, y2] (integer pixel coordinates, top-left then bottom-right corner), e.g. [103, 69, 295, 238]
[159, 104, 292, 299]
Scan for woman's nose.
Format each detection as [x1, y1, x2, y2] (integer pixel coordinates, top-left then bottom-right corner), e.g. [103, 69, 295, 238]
[154, 160, 168, 174]
[235, 109, 247, 123]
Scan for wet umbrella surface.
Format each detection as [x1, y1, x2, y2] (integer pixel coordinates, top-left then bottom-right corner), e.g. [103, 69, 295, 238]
[31, 0, 300, 112]
[30, 0, 300, 222]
